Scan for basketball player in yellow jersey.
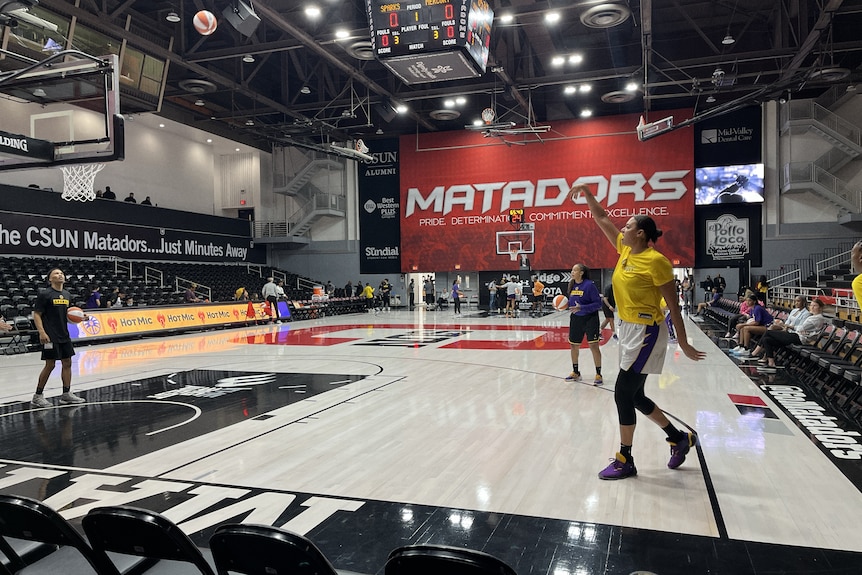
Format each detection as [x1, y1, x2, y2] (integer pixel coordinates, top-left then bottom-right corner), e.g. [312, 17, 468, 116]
[852, 241, 862, 308]
[572, 184, 706, 480]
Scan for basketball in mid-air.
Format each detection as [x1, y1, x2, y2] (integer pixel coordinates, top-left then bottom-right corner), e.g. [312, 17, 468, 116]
[553, 294, 569, 311]
[193, 10, 218, 35]
[67, 306, 86, 323]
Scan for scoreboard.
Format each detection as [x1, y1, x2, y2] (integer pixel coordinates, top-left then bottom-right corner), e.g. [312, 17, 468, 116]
[367, 0, 493, 85]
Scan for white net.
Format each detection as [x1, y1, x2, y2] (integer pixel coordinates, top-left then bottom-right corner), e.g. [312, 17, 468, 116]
[509, 249, 520, 262]
[59, 163, 105, 202]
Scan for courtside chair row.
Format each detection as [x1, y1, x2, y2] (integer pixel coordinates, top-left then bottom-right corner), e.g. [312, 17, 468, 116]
[0, 494, 518, 575]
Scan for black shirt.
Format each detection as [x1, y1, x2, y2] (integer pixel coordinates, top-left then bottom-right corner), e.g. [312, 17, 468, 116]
[35, 287, 72, 343]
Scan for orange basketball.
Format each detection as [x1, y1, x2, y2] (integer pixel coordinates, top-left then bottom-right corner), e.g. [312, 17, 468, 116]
[193, 10, 218, 35]
[553, 294, 569, 311]
[67, 306, 86, 323]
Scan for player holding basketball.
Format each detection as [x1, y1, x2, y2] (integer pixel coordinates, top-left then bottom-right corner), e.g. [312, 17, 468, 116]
[572, 184, 705, 480]
[564, 264, 603, 385]
[32, 268, 87, 408]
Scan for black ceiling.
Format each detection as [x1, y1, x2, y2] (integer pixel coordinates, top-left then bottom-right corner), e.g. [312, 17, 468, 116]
[26, 0, 862, 151]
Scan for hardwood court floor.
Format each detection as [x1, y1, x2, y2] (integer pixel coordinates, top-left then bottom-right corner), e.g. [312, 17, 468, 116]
[1, 308, 860, 574]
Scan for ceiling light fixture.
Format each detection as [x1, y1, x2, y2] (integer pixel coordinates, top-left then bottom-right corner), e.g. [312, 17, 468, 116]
[568, 54, 583, 65]
[499, 13, 514, 24]
[304, 5, 321, 18]
[580, 109, 593, 118]
[455, 96, 466, 105]
[194, 99, 205, 106]
[242, 54, 254, 63]
[32, 88, 46, 98]
[544, 11, 561, 24]
[395, 103, 408, 113]
[551, 56, 565, 67]
[706, 95, 716, 103]
[376, 128, 383, 135]
[579, 84, 592, 93]
[722, 1, 738, 46]
[245, 119, 254, 126]
[300, 85, 311, 94]
[335, 29, 349, 39]
[443, 99, 455, 108]
[564, 86, 577, 95]
[625, 81, 638, 92]
[165, 11, 180, 23]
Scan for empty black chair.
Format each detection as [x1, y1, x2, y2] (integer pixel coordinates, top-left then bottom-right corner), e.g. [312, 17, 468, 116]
[82, 506, 215, 575]
[0, 494, 118, 574]
[384, 544, 517, 575]
[209, 524, 343, 575]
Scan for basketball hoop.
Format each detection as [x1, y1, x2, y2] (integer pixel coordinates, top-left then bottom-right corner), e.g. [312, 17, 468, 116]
[59, 163, 105, 202]
[509, 248, 520, 262]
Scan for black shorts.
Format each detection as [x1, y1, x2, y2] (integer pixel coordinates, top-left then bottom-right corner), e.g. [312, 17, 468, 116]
[569, 312, 601, 344]
[41, 341, 75, 361]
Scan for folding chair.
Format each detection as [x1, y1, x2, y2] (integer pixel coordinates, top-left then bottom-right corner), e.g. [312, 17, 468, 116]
[209, 523, 348, 575]
[385, 544, 517, 575]
[82, 506, 215, 575]
[0, 494, 117, 575]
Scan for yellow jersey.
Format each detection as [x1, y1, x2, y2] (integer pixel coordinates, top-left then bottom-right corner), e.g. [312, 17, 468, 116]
[853, 274, 862, 308]
[611, 233, 673, 324]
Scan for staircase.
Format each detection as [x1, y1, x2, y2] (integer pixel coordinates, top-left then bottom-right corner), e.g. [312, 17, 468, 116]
[261, 158, 347, 243]
[780, 99, 862, 217]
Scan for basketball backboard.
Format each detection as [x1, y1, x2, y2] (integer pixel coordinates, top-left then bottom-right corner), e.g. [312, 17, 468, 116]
[496, 229, 535, 256]
[0, 50, 124, 171]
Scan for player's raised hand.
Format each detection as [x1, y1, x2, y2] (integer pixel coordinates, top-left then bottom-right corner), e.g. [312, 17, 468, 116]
[569, 183, 591, 203]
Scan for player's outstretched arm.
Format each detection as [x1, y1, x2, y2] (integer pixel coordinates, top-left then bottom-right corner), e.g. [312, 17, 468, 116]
[570, 184, 618, 248]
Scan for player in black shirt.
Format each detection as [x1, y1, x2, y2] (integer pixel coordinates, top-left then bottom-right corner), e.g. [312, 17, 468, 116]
[32, 268, 87, 408]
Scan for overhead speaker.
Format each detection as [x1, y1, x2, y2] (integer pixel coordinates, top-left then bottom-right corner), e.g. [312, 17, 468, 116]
[222, 0, 260, 37]
[375, 103, 397, 123]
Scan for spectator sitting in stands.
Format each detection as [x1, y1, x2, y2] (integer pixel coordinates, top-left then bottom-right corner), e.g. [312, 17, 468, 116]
[694, 287, 722, 315]
[185, 284, 201, 303]
[235, 287, 250, 301]
[102, 186, 116, 199]
[769, 295, 811, 332]
[724, 296, 754, 338]
[104, 287, 120, 308]
[112, 291, 126, 308]
[123, 296, 137, 307]
[730, 294, 773, 356]
[749, 298, 826, 370]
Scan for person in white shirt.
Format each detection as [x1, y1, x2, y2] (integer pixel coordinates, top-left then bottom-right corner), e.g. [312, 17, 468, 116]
[499, 276, 521, 318]
[261, 277, 281, 323]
